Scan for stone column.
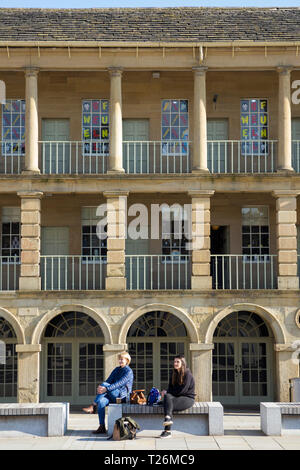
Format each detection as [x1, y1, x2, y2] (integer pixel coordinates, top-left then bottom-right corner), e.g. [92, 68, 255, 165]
[103, 344, 128, 380]
[16, 344, 41, 403]
[188, 190, 214, 289]
[108, 67, 124, 173]
[190, 343, 213, 401]
[277, 66, 294, 172]
[272, 190, 299, 289]
[104, 191, 128, 290]
[275, 344, 300, 401]
[23, 68, 40, 174]
[18, 191, 43, 291]
[192, 66, 209, 173]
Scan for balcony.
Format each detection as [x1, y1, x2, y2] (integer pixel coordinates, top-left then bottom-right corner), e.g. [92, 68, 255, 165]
[0, 258, 20, 291]
[6, 139, 300, 175]
[0, 253, 282, 292]
[125, 255, 191, 290]
[40, 256, 106, 290]
[211, 255, 277, 290]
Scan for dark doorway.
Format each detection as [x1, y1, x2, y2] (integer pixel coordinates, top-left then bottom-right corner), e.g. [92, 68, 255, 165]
[211, 226, 229, 289]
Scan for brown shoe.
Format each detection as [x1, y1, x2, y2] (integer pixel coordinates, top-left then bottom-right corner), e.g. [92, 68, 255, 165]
[92, 425, 107, 434]
[82, 405, 96, 414]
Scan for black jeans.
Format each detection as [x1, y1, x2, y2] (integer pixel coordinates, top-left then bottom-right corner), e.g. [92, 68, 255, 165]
[163, 393, 195, 430]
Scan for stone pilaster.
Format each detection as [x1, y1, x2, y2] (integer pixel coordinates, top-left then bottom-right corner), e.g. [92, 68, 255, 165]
[104, 191, 128, 290]
[16, 344, 41, 403]
[103, 344, 128, 379]
[190, 343, 214, 401]
[272, 190, 299, 289]
[277, 66, 294, 172]
[23, 68, 40, 174]
[108, 67, 124, 173]
[189, 190, 214, 289]
[275, 344, 300, 401]
[18, 191, 43, 291]
[192, 66, 209, 173]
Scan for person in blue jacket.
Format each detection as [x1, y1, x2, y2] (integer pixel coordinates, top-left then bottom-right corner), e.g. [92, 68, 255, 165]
[83, 351, 133, 434]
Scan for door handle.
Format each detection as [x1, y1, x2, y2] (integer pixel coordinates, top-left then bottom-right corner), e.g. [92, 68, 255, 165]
[234, 365, 242, 374]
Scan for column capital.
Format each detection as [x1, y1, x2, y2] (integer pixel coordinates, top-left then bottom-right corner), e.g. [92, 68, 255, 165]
[272, 190, 300, 199]
[192, 66, 208, 76]
[24, 67, 40, 78]
[188, 190, 215, 198]
[190, 343, 214, 351]
[103, 190, 129, 198]
[108, 66, 123, 77]
[17, 191, 43, 199]
[277, 65, 293, 75]
[103, 344, 127, 352]
[16, 344, 41, 353]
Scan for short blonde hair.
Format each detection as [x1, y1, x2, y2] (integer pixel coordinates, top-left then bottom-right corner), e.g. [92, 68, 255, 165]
[118, 351, 131, 365]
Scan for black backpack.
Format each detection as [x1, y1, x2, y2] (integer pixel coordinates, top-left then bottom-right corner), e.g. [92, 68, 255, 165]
[110, 416, 140, 441]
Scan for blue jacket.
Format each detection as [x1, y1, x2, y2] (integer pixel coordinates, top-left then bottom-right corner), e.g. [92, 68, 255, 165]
[105, 365, 134, 399]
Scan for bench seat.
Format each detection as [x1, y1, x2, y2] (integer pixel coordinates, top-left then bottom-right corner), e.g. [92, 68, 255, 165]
[261, 402, 300, 436]
[0, 403, 69, 437]
[107, 401, 223, 436]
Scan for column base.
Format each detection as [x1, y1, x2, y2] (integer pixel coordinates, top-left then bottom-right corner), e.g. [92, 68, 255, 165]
[107, 169, 125, 175]
[276, 167, 295, 173]
[22, 169, 40, 175]
[105, 277, 126, 290]
[192, 168, 210, 174]
[277, 276, 299, 289]
[191, 276, 212, 290]
[19, 277, 41, 291]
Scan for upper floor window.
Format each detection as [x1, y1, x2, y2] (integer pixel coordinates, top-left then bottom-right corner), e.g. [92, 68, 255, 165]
[81, 207, 107, 260]
[240, 99, 268, 156]
[1, 207, 20, 263]
[161, 206, 189, 261]
[82, 100, 109, 156]
[242, 206, 269, 261]
[1, 100, 25, 156]
[161, 99, 189, 156]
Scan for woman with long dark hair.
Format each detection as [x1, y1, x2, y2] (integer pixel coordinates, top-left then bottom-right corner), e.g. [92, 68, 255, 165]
[159, 355, 195, 438]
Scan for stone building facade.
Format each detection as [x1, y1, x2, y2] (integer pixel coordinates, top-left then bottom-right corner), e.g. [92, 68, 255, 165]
[0, 7, 300, 407]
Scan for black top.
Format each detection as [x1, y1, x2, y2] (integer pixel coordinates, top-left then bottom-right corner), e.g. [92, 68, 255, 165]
[167, 368, 195, 399]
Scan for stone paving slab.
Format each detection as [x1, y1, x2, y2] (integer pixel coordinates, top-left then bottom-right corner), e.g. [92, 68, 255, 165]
[0, 410, 299, 450]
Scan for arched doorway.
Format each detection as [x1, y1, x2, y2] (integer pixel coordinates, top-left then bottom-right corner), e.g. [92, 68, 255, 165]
[41, 311, 104, 405]
[0, 317, 18, 402]
[212, 311, 274, 405]
[127, 311, 189, 393]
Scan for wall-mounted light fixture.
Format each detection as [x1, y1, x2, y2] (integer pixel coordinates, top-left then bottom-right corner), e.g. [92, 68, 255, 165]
[152, 72, 160, 79]
[213, 94, 218, 110]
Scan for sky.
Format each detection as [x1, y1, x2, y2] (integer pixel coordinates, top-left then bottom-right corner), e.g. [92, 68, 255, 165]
[0, 0, 299, 9]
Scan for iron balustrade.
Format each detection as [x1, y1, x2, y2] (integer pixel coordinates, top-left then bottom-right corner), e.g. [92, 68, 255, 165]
[40, 256, 106, 290]
[211, 254, 277, 290]
[125, 254, 191, 290]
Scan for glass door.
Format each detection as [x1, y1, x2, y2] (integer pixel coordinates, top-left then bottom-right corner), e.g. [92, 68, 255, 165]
[213, 338, 273, 405]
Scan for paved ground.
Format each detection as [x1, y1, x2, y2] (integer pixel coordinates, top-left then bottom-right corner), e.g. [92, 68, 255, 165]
[0, 410, 300, 450]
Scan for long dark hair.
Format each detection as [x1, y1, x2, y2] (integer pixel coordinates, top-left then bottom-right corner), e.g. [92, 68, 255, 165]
[171, 355, 187, 386]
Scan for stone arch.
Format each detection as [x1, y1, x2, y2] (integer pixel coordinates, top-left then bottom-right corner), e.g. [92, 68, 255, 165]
[118, 303, 199, 344]
[31, 304, 113, 345]
[205, 303, 286, 344]
[0, 307, 25, 344]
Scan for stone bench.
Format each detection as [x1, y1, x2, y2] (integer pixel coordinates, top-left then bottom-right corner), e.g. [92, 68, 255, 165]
[107, 402, 223, 436]
[0, 403, 69, 437]
[261, 402, 300, 436]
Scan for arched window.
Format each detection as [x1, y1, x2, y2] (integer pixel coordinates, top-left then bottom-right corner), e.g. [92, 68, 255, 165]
[127, 311, 188, 392]
[44, 311, 103, 338]
[128, 311, 187, 338]
[42, 312, 104, 403]
[213, 311, 271, 338]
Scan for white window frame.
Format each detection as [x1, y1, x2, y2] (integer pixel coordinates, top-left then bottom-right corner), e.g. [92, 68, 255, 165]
[81, 207, 107, 264]
[241, 205, 270, 263]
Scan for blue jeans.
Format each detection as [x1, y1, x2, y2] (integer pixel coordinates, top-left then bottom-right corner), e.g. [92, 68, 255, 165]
[94, 382, 121, 425]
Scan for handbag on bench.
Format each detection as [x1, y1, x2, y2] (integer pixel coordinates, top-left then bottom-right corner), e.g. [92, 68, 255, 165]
[130, 389, 147, 405]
